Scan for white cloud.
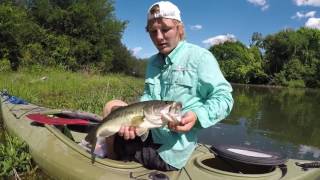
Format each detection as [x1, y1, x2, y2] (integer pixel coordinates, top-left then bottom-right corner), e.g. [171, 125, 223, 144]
[190, 24, 203, 30]
[202, 34, 237, 46]
[292, 11, 316, 19]
[294, 0, 320, 7]
[305, 17, 320, 29]
[131, 47, 143, 56]
[247, 0, 270, 11]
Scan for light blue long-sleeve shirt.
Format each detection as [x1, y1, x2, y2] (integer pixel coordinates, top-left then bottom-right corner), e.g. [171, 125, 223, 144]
[140, 41, 234, 169]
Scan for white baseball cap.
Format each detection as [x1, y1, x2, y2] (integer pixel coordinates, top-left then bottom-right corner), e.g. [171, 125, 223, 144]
[147, 1, 182, 22]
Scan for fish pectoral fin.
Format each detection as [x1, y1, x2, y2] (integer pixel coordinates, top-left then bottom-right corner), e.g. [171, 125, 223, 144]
[136, 127, 148, 136]
[136, 128, 149, 142]
[131, 115, 144, 126]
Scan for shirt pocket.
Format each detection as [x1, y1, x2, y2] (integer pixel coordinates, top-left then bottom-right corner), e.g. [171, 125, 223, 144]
[145, 78, 160, 99]
[171, 69, 195, 95]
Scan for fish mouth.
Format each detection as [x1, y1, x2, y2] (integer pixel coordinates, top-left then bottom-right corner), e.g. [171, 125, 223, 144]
[169, 102, 182, 114]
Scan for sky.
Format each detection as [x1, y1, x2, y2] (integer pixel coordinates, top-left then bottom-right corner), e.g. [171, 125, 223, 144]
[114, 0, 320, 59]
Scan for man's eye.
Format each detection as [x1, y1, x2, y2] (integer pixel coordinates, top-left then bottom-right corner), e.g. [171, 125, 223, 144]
[161, 28, 171, 33]
[150, 30, 157, 34]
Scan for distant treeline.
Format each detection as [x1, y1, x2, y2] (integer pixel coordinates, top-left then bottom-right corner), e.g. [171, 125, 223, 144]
[1, 1, 320, 88]
[210, 29, 320, 88]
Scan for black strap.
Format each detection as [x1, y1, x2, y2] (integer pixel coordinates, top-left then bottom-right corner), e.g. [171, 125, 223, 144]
[279, 164, 287, 179]
[295, 161, 320, 171]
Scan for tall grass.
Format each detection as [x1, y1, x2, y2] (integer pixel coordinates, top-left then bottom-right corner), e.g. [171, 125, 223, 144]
[0, 67, 145, 115]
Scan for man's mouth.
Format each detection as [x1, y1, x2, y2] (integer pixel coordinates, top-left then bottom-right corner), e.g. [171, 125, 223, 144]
[157, 43, 167, 49]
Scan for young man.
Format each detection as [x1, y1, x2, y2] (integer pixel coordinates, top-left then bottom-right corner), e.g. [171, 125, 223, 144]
[103, 1, 233, 171]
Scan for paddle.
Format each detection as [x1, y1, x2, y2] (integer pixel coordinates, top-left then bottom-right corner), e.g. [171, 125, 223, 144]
[26, 113, 99, 126]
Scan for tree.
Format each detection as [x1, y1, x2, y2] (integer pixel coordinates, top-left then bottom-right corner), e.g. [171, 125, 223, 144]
[209, 41, 267, 84]
[250, 32, 263, 48]
[27, 0, 127, 71]
[263, 27, 320, 87]
[0, 2, 42, 70]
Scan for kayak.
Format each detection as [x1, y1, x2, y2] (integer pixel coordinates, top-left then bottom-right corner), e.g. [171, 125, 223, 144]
[1, 92, 320, 180]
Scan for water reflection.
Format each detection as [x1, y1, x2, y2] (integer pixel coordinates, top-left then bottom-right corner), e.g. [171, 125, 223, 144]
[198, 84, 320, 161]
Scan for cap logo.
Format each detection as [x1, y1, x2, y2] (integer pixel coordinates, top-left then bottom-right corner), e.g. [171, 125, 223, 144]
[153, 11, 176, 19]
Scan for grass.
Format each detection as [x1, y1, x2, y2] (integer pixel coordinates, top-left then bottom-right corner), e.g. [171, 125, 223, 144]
[0, 131, 34, 178]
[0, 67, 145, 179]
[0, 67, 145, 114]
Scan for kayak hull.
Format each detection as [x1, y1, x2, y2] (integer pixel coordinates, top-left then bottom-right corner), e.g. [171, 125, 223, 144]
[1, 96, 320, 180]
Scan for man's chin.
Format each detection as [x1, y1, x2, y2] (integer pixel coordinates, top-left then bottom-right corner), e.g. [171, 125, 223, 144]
[158, 48, 172, 55]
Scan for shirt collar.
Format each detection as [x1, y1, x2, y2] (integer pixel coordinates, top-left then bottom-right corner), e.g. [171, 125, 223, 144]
[151, 40, 186, 68]
[166, 40, 185, 64]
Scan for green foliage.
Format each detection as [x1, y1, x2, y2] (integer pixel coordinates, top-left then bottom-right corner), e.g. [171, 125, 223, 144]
[265, 29, 308, 73]
[250, 32, 263, 48]
[283, 58, 305, 80]
[0, 0, 145, 76]
[263, 28, 320, 88]
[0, 132, 34, 177]
[272, 71, 287, 86]
[132, 58, 148, 77]
[209, 41, 268, 84]
[27, 0, 128, 72]
[0, 58, 11, 72]
[0, 2, 40, 70]
[286, 80, 306, 88]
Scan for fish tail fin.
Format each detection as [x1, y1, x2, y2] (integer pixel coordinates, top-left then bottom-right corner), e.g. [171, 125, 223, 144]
[91, 138, 97, 164]
[85, 126, 98, 164]
[85, 125, 98, 144]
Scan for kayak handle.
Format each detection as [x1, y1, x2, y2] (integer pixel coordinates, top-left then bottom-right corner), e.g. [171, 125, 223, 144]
[295, 161, 320, 171]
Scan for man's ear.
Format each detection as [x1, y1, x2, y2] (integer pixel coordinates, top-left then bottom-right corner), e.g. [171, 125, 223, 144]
[177, 23, 185, 40]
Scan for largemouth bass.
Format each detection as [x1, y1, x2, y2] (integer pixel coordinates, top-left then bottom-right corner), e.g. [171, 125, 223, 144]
[87, 100, 182, 163]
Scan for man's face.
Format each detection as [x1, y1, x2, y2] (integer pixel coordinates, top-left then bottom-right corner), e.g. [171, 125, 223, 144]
[148, 18, 181, 55]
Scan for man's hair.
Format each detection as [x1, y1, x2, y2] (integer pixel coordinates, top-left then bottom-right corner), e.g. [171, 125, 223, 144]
[150, 4, 160, 15]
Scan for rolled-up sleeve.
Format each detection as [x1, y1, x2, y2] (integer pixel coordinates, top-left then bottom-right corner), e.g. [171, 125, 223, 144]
[192, 52, 234, 128]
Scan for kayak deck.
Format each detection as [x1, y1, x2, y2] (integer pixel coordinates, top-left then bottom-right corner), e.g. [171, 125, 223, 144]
[1, 96, 320, 180]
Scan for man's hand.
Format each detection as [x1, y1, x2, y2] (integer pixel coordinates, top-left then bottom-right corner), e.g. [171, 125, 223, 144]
[103, 99, 128, 118]
[103, 100, 137, 140]
[168, 111, 197, 132]
[118, 126, 137, 140]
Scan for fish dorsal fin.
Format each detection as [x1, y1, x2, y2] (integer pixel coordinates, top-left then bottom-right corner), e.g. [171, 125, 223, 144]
[130, 115, 144, 126]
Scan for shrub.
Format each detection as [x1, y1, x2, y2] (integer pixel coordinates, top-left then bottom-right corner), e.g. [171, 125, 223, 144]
[0, 132, 35, 178]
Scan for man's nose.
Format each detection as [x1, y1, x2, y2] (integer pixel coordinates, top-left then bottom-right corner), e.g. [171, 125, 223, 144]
[155, 30, 164, 41]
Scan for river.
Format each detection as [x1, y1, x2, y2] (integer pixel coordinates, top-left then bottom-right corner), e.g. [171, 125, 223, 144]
[199, 84, 320, 161]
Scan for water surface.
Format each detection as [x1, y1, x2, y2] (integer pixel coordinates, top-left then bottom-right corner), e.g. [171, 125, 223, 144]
[199, 84, 320, 161]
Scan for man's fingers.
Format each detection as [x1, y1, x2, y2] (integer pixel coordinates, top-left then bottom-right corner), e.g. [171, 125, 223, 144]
[174, 123, 192, 132]
[123, 126, 130, 140]
[118, 126, 125, 136]
[119, 126, 136, 140]
[128, 127, 136, 139]
[170, 111, 197, 132]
